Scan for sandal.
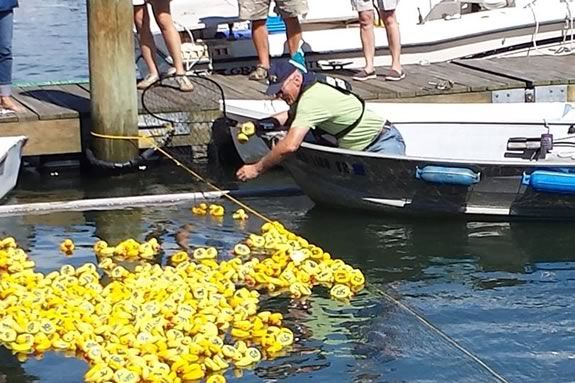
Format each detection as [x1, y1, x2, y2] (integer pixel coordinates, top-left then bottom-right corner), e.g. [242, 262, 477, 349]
[164, 67, 177, 77]
[137, 73, 160, 89]
[248, 65, 269, 81]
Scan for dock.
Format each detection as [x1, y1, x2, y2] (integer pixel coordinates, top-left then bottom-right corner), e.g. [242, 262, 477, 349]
[1, 55, 574, 158]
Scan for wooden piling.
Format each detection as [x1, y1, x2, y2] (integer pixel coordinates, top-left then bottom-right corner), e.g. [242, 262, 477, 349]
[87, 0, 139, 163]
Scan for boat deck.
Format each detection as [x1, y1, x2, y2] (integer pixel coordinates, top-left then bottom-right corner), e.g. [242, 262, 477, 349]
[1, 55, 574, 157]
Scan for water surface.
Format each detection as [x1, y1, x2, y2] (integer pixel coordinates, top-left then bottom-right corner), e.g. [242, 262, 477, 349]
[2, 168, 575, 382]
[6, 1, 575, 381]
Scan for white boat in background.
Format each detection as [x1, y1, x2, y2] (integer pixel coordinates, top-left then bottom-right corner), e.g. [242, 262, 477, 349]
[0, 136, 27, 202]
[224, 100, 575, 218]
[141, 0, 575, 75]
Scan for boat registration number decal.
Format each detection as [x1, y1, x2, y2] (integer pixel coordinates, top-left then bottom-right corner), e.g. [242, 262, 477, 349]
[225, 61, 322, 76]
[297, 152, 365, 176]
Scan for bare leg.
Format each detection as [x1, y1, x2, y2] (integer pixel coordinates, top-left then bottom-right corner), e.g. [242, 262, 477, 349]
[380, 9, 402, 73]
[251, 19, 270, 69]
[150, 0, 185, 74]
[358, 10, 375, 73]
[283, 16, 302, 56]
[134, 5, 159, 77]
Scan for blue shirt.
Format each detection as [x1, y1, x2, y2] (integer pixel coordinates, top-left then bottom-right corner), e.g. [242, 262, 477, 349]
[0, 0, 18, 12]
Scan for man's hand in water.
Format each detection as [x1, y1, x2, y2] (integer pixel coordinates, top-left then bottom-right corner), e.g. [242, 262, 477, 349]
[236, 164, 261, 181]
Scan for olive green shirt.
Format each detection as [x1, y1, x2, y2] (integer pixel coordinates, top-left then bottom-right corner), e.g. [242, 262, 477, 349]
[291, 83, 384, 151]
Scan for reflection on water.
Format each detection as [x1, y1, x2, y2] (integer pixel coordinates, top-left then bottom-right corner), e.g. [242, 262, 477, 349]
[1, 193, 575, 382]
[0, 347, 36, 383]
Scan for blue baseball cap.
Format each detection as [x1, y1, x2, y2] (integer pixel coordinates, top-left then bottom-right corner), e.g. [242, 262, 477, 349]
[265, 60, 300, 96]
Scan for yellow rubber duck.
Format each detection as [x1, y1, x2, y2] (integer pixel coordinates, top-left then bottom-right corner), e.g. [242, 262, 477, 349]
[209, 204, 225, 217]
[240, 121, 256, 136]
[93, 240, 108, 254]
[170, 251, 190, 266]
[59, 239, 75, 255]
[233, 244, 251, 257]
[207, 374, 227, 383]
[237, 132, 250, 144]
[232, 208, 248, 221]
[192, 202, 208, 215]
[330, 284, 352, 300]
[0, 237, 17, 249]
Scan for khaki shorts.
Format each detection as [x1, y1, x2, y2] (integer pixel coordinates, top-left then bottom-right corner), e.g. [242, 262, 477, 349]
[350, 0, 399, 12]
[239, 0, 308, 21]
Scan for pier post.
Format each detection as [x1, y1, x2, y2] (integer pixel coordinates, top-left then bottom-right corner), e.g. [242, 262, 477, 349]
[87, 0, 139, 163]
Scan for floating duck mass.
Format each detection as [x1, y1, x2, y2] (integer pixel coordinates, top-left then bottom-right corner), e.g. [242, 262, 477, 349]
[0, 209, 365, 383]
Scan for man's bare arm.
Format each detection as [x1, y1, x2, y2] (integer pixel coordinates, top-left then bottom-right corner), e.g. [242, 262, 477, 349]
[236, 126, 310, 181]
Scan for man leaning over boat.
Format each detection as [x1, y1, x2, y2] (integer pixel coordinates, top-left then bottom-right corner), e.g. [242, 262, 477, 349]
[236, 57, 406, 181]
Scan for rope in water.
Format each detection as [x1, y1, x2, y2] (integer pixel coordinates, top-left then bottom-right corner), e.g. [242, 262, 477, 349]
[371, 286, 510, 383]
[91, 130, 510, 383]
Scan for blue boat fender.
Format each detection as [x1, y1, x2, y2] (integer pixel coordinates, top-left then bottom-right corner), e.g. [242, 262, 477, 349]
[416, 166, 481, 186]
[522, 170, 575, 194]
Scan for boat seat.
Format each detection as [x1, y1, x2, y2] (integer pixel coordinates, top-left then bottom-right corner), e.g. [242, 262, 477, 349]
[423, 0, 461, 23]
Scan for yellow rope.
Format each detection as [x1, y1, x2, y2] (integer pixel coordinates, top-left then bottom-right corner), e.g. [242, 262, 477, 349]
[90, 131, 272, 223]
[91, 131, 143, 140]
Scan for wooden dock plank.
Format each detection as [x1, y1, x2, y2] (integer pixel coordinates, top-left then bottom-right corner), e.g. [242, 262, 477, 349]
[426, 62, 521, 92]
[326, 69, 396, 100]
[213, 73, 268, 97]
[40, 84, 91, 114]
[12, 86, 81, 120]
[77, 83, 90, 93]
[328, 61, 521, 99]
[453, 56, 575, 87]
[407, 62, 519, 95]
[211, 74, 267, 99]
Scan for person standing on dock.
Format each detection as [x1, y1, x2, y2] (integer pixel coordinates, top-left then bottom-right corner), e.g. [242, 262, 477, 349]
[132, 0, 194, 91]
[239, 0, 308, 81]
[0, 0, 21, 112]
[236, 59, 405, 181]
[351, 0, 404, 82]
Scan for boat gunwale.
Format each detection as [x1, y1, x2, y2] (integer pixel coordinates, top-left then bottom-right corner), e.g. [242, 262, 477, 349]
[297, 140, 575, 168]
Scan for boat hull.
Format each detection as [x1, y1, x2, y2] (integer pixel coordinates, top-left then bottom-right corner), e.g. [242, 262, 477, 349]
[284, 143, 575, 218]
[0, 137, 27, 202]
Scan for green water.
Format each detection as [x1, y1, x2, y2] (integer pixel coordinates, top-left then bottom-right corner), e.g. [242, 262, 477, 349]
[1, 165, 575, 382]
